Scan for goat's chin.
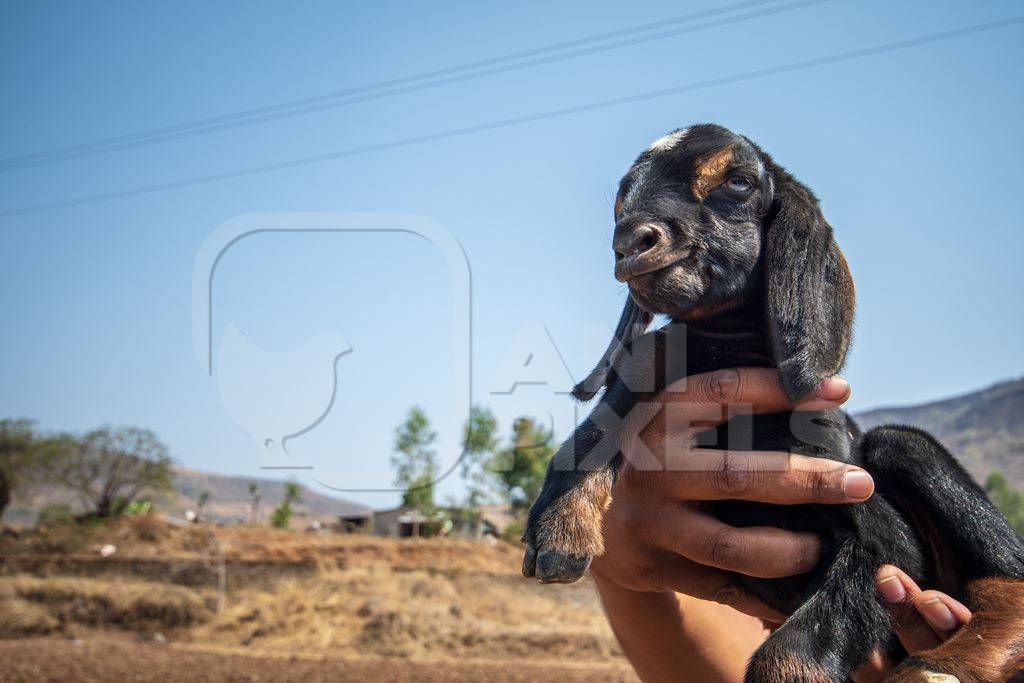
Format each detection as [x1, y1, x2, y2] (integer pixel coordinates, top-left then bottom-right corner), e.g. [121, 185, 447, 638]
[626, 263, 705, 317]
[628, 263, 742, 321]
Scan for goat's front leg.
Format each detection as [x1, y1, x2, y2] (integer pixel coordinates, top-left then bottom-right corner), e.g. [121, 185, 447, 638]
[746, 536, 893, 683]
[522, 418, 621, 583]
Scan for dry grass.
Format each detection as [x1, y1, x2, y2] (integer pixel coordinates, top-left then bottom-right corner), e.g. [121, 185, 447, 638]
[2, 517, 525, 573]
[192, 566, 619, 661]
[0, 575, 212, 632]
[0, 597, 58, 637]
[0, 519, 623, 667]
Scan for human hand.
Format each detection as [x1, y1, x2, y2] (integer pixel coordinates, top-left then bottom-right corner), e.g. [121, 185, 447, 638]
[589, 367, 871, 623]
[877, 564, 971, 651]
[852, 565, 972, 680]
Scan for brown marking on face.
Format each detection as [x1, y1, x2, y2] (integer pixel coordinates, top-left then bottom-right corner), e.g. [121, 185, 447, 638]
[887, 577, 1024, 682]
[614, 194, 623, 218]
[535, 469, 613, 557]
[692, 147, 735, 200]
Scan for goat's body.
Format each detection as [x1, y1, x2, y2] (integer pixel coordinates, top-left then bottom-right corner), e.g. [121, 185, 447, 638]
[525, 322, 1024, 681]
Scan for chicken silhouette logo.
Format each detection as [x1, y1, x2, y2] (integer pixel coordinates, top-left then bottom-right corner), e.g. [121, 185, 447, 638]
[216, 322, 352, 461]
[191, 212, 472, 488]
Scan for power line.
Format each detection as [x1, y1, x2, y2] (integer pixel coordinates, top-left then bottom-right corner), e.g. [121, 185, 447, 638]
[2, 15, 1020, 220]
[0, 0, 826, 172]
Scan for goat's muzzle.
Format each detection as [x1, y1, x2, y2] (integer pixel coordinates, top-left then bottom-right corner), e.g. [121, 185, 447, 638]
[613, 222, 679, 282]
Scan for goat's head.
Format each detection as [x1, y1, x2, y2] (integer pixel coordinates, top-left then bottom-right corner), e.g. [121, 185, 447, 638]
[576, 123, 855, 402]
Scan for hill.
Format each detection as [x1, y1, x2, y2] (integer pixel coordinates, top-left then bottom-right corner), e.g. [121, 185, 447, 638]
[172, 468, 371, 523]
[855, 377, 1024, 488]
[5, 468, 370, 527]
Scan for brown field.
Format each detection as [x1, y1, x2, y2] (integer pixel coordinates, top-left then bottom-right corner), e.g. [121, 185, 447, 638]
[0, 518, 636, 682]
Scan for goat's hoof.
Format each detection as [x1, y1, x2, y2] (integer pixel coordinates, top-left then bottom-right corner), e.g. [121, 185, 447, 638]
[522, 542, 538, 577]
[522, 542, 591, 583]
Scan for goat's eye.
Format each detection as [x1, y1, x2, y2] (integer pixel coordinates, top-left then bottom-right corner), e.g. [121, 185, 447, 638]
[725, 177, 753, 193]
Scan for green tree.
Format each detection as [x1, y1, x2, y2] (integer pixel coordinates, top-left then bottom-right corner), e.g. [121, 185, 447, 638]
[52, 426, 175, 519]
[391, 407, 438, 511]
[493, 417, 554, 517]
[461, 405, 500, 508]
[985, 471, 1024, 534]
[451, 405, 501, 533]
[270, 481, 302, 529]
[197, 489, 211, 519]
[248, 482, 261, 524]
[0, 419, 40, 522]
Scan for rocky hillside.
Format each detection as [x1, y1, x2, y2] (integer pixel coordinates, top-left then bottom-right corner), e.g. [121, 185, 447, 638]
[855, 378, 1024, 488]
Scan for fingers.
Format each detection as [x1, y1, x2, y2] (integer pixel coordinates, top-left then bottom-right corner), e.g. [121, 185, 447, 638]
[876, 566, 940, 651]
[660, 367, 850, 415]
[653, 503, 821, 578]
[916, 590, 972, 633]
[875, 565, 972, 654]
[657, 449, 874, 505]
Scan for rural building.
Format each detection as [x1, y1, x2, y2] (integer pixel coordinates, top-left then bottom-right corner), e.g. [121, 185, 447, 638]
[371, 503, 515, 539]
[372, 506, 432, 537]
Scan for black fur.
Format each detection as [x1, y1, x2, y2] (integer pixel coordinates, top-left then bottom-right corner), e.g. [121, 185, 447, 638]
[522, 124, 1024, 681]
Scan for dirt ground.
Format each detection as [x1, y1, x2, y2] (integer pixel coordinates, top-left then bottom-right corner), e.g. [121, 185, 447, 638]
[0, 518, 638, 682]
[0, 636, 638, 683]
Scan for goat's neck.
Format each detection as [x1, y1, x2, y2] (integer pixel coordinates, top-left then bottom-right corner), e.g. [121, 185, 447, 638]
[670, 302, 775, 371]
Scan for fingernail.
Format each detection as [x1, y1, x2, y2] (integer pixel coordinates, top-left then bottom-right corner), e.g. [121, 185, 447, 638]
[920, 598, 958, 631]
[876, 574, 906, 603]
[815, 376, 850, 401]
[843, 470, 874, 501]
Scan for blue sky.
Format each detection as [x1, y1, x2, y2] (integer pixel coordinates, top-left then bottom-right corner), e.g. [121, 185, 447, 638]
[2, 0, 1022, 508]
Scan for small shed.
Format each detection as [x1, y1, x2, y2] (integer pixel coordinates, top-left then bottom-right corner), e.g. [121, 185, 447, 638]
[372, 506, 436, 537]
[338, 511, 373, 533]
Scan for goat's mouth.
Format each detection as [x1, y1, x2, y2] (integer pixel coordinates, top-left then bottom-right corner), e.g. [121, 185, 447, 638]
[614, 246, 695, 283]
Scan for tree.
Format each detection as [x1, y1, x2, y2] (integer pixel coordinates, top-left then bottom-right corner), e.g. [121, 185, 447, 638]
[197, 489, 211, 519]
[248, 482, 261, 524]
[985, 471, 1024, 534]
[391, 407, 438, 511]
[493, 417, 554, 517]
[461, 405, 500, 509]
[53, 426, 175, 519]
[450, 405, 501, 534]
[0, 419, 46, 522]
[270, 481, 302, 529]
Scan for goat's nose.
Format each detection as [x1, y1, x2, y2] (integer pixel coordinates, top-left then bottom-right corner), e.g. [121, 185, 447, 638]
[613, 224, 664, 261]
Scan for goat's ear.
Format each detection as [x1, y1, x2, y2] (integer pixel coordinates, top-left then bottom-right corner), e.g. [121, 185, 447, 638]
[572, 297, 653, 401]
[764, 166, 855, 401]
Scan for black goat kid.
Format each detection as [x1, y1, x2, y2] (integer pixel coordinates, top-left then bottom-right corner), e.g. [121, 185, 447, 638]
[521, 124, 1024, 682]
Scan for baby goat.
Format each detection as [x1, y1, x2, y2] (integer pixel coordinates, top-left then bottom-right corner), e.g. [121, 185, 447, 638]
[522, 124, 1024, 682]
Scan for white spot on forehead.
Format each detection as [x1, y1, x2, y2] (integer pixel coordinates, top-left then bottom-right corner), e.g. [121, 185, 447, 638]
[647, 128, 689, 153]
